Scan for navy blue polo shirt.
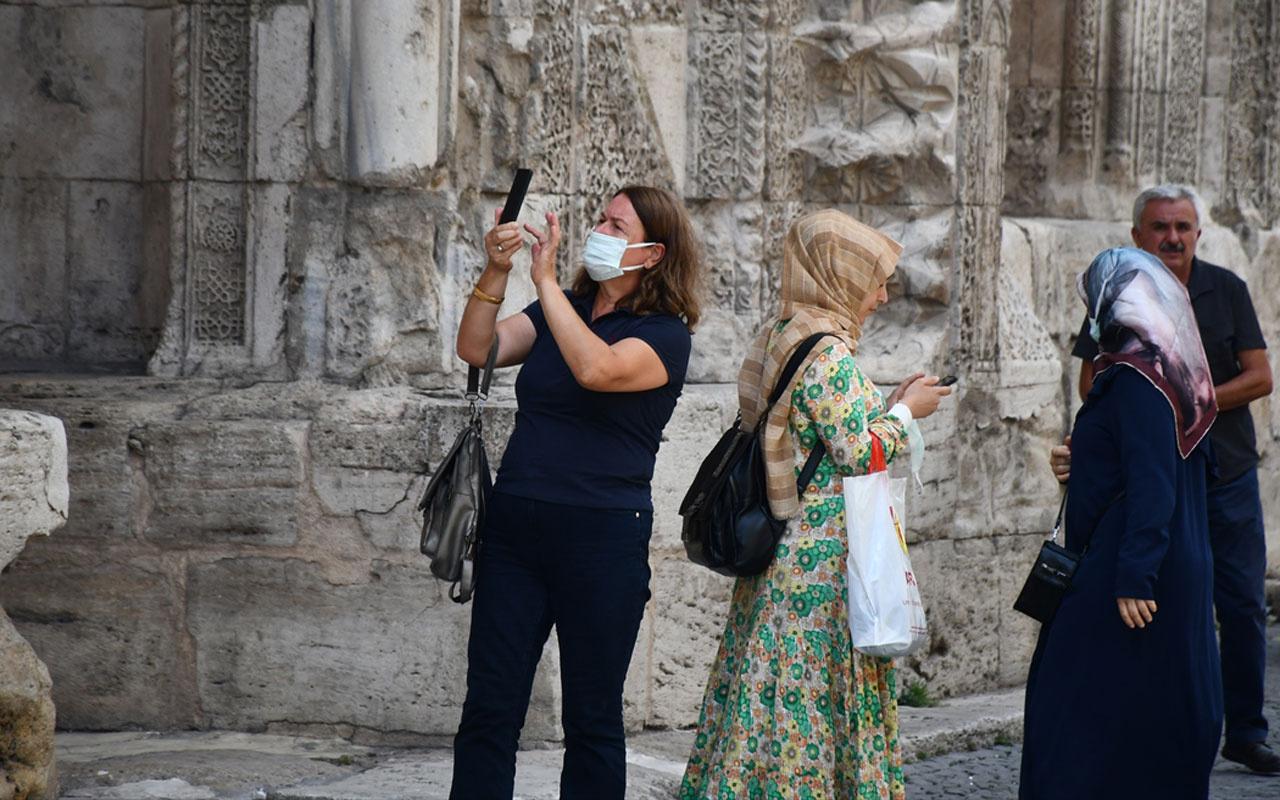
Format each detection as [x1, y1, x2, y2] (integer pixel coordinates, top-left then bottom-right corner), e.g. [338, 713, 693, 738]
[493, 289, 691, 510]
[1072, 257, 1267, 482]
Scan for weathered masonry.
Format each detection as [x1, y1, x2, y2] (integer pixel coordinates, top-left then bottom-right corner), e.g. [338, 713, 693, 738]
[1, 0, 1277, 742]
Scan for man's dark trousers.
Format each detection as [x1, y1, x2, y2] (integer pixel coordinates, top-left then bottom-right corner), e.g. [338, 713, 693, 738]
[1207, 466, 1269, 744]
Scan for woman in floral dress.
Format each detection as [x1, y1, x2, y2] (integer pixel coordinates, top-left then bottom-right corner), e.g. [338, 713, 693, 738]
[680, 210, 951, 799]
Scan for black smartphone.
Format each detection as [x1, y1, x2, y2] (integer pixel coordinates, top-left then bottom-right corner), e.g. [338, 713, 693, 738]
[499, 168, 533, 224]
[937, 375, 958, 387]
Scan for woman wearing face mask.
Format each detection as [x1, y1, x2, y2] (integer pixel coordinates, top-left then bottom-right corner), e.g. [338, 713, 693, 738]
[450, 185, 701, 800]
[679, 210, 950, 800]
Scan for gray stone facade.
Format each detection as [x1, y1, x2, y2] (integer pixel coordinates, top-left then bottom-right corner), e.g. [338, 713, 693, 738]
[0, 0, 1276, 744]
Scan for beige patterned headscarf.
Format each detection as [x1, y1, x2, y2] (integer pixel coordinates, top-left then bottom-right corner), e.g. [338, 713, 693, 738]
[737, 209, 903, 518]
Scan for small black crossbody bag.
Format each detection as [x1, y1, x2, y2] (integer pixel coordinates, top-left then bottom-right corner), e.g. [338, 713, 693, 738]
[1013, 489, 1126, 624]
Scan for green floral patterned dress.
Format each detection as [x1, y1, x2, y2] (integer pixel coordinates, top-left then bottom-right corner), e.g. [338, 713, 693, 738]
[680, 338, 909, 800]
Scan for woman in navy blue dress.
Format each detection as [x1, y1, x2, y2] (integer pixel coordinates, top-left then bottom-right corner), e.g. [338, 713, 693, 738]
[1020, 247, 1223, 799]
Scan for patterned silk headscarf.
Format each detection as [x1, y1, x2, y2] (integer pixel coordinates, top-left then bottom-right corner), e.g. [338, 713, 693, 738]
[1078, 246, 1217, 458]
[738, 209, 903, 518]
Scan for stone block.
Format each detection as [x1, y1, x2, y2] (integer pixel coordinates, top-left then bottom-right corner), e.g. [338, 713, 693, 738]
[355, 474, 428, 552]
[993, 534, 1044, 686]
[1, 545, 199, 730]
[1026, 0, 1066, 88]
[629, 25, 688, 196]
[347, 0, 450, 181]
[325, 193, 446, 381]
[186, 557, 564, 739]
[686, 308, 757, 385]
[253, 4, 311, 182]
[899, 537, 1003, 696]
[0, 411, 69, 566]
[66, 181, 149, 366]
[0, 180, 67, 336]
[54, 413, 135, 542]
[646, 557, 734, 729]
[0, 6, 145, 180]
[138, 420, 307, 546]
[0, 612, 57, 800]
[311, 389, 516, 477]
[248, 184, 292, 374]
[0, 409, 66, 800]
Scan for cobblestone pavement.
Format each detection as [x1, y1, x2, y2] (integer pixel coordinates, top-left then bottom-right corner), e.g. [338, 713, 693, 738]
[902, 744, 1280, 799]
[902, 621, 1280, 799]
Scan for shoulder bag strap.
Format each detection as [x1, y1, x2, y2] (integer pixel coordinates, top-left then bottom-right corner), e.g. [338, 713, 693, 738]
[467, 336, 501, 401]
[757, 332, 834, 493]
[1050, 488, 1127, 553]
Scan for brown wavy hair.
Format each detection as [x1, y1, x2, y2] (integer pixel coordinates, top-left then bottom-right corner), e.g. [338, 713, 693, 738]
[570, 185, 702, 332]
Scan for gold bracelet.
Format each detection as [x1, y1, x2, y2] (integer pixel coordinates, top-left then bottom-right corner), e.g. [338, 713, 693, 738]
[472, 286, 504, 305]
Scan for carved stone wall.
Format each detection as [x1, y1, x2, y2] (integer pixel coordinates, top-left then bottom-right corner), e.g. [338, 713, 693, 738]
[0, 0, 1276, 744]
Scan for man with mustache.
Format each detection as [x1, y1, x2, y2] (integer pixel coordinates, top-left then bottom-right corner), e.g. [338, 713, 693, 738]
[1053, 184, 1277, 774]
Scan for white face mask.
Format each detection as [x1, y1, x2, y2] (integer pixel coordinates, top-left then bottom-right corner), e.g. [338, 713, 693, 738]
[582, 230, 656, 282]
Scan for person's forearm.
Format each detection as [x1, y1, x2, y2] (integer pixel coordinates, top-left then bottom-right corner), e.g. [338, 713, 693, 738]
[534, 279, 615, 386]
[1214, 369, 1272, 411]
[457, 265, 511, 365]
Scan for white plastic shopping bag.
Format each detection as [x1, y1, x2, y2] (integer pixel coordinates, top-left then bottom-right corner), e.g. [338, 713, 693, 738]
[843, 437, 927, 657]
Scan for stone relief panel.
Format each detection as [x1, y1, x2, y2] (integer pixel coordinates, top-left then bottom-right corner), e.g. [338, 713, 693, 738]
[576, 26, 673, 200]
[153, 4, 254, 375]
[1059, 0, 1101, 166]
[791, 2, 959, 206]
[1160, 0, 1206, 185]
[1223, 0, 1278, 227]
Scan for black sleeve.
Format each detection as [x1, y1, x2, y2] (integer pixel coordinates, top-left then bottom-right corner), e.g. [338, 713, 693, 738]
[1230, 278, 1267, 352]
[1070, 315, 1099, 360]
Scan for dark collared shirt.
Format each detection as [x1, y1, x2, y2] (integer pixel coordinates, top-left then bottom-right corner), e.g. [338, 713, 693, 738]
[494, 289, 691, 510]
[1073, 257, 1267, 483]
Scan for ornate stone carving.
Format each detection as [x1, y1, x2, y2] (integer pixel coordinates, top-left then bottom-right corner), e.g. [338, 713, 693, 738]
[1133, 0, 1163, 180]
[193, 5, 250, 181]
[1160, 0, 1205, 184]
[1225, 0, 1276, 225]
[164, 4, 253, 354]
[1059, 0, 1100, 159]
[1004, 87, 1057, 213]
[689, 31, 744, 199]
[791, 4, 959, 205]
[1103, 0, 1136, 177]
[530, 12, 576, 196]
[190, 183, 247, 345]
[576, 27, 671, 199]
[764, 34, 805, 201]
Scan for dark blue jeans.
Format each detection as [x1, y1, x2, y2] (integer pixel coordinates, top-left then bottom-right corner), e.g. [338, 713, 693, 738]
[448, 491, 653, 800]
[1207, 467, 1269, 744]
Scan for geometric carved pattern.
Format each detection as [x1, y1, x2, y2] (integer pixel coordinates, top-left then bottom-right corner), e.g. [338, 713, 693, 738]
[577, 27, 671, 200]
[1060, 0, 1101, 158]
[1134, 0, 1163, 179]
[191, 185, 247, 344]
[532, 7, 575, 196]
[194, 6, 250, 180]
[1226, 0, 1277, 225]
[1160, 0, 1205, 184]
[181, 5, 251, 345]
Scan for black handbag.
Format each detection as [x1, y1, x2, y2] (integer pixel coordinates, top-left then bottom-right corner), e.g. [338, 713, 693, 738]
[679, 333, 831, 577]
[1013, 489, 1125, 624]
[419, 338, 499, 603]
